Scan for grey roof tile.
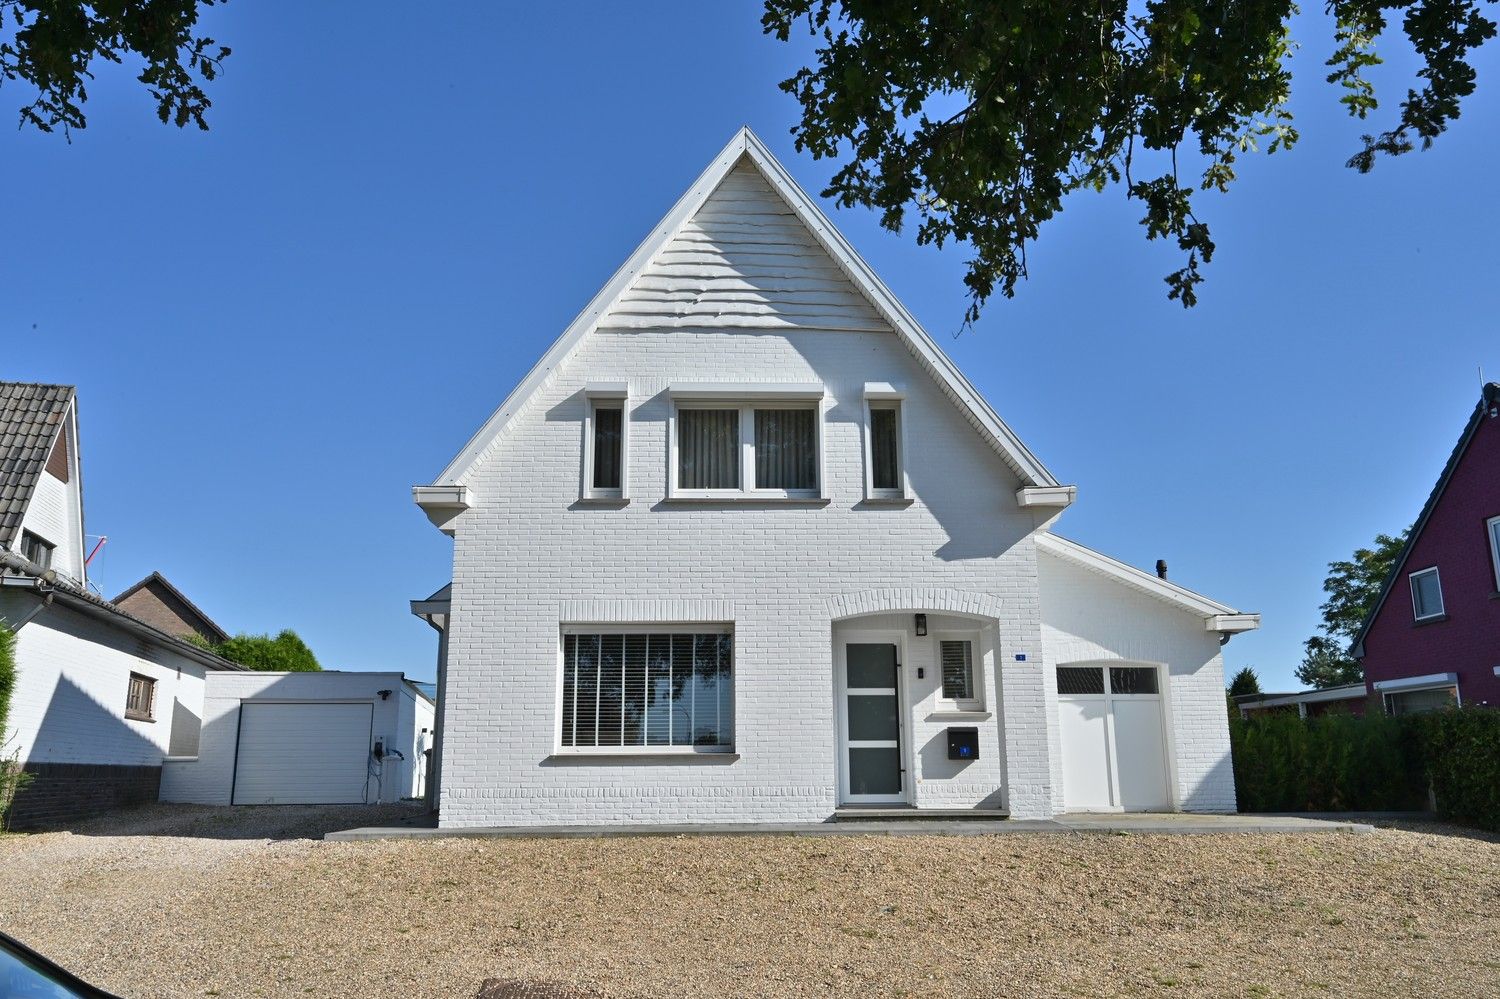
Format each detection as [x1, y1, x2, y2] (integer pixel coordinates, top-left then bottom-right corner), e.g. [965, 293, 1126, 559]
[0, 382, 74, 547]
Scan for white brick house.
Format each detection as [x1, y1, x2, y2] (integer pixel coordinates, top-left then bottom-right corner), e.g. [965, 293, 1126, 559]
[414, 128, 1257, 828]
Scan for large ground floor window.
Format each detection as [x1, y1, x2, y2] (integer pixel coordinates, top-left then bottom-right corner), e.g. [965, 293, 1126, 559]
[560, 628, 733, 750]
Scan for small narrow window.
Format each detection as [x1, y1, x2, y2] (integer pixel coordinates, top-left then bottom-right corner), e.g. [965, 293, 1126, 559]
[20, 531, 53, 571]
[940, 640, 975, 702]
[1410, 567, 1444, 621]
[1487, 516, 1500, 592]
[591, 404, 622, 491]
[582, 388, 628, 500]
[126, 673, 156, 721]
[870, 406, 901, 492]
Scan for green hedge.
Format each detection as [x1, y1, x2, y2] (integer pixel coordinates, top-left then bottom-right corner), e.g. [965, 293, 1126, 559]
[1412, 708, 1500, 831]
[1230, 706, 1500, 831]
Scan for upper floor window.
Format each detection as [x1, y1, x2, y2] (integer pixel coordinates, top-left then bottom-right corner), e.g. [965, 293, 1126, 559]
[20, 530, 53, 570]
[863, 384, 908, 502]
[668, 385, 826, 500]
[1488, 515, 1500, 592]
[1409, 566, 1445, 621]
[581, 384, 628, 501]
[125, 672, 156, 722]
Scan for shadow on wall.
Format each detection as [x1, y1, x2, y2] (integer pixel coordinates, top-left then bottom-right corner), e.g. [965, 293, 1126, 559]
[1181, 744, 1238, 814]
[9, 675, 168, 830]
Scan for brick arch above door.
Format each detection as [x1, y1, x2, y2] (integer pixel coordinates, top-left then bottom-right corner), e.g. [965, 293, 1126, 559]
[826, 587, 1004, 623]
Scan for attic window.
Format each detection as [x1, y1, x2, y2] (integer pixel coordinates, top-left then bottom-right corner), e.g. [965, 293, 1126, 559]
[667, 385, 827, 501]
[20, 531, 53, 571]
[1409, 566, 1445, 621]
[581, 385, 629, 502]
[863, 384, 908, 502]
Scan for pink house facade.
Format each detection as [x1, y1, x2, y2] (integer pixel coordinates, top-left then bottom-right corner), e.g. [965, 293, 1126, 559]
[1353, 382, 1500, 712]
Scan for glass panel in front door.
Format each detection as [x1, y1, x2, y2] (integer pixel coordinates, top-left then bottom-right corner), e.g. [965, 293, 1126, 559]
[845, 643, 902, 798]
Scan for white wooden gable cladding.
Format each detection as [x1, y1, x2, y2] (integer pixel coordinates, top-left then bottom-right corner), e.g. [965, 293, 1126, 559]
[601, 162, 888, 332]
[429, 127, 1060, 490]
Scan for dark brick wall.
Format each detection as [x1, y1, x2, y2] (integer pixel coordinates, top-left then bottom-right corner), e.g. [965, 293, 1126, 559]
[5, 763, 161, 831]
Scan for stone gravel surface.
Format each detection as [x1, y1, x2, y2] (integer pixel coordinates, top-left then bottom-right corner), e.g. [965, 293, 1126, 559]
[1, 805, 1496, 998]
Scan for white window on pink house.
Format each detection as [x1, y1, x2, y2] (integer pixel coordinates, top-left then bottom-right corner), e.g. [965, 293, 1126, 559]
[1409, 566, 1444, 621]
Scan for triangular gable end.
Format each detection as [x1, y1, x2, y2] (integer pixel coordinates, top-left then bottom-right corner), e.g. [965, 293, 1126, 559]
[428, 127, 1060, 491]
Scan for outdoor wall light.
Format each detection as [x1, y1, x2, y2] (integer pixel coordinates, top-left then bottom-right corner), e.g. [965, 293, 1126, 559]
[914, 614, 927, 637]
[377, 689, 392, 700]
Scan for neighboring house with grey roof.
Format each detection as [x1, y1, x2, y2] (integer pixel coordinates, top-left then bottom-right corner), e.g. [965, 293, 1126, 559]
[113, 572, 230, 646]
[0, 381, 243, 830]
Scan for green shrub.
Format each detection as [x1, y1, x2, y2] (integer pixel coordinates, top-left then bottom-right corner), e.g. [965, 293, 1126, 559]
[1230, 709, 1427, 812]
[1411, 707, 1500, 832]
[0, 624, 14, 739]
[207, 629, 321, 672]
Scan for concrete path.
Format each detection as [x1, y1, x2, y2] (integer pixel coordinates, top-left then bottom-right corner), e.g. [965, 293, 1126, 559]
[325, 811, 1373, 842]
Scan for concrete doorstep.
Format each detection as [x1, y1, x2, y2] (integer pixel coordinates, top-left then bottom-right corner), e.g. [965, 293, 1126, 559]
[324, 811, 1374, 842]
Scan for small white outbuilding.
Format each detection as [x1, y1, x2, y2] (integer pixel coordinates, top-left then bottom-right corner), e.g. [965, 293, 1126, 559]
[160, 671, 435, 806]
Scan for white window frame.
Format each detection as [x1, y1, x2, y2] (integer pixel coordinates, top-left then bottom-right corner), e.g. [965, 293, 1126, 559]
[933, 631, 985, 713]
[666, 384, 827, 501]
[1487, 515, 1500, 593]
[862, 382, 909, 503]
[553, 623, 736, 757]
[580, 383, 629, 502]
[1409, 566, 1445, 621]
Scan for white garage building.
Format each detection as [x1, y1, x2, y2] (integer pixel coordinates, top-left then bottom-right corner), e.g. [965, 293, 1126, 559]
[161, 671, 435, 806]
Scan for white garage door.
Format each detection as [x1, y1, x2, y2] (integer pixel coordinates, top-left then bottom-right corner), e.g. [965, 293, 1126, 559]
[233, 702, 373, 805]
[1056, 665, 1170, 812]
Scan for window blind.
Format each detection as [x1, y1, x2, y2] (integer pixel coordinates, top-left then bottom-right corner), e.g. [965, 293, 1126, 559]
[561, 632, 733, 748]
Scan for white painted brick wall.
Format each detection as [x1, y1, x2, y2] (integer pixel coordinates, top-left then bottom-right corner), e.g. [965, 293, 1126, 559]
[18, 467, 84, 584]
[439, 323, 1057, 827]
[1037, 551, 1238, 813]
[1, 595, 207, 766]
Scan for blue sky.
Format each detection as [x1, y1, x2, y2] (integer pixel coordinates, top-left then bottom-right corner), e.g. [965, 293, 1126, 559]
[6, 3, 1497, 689]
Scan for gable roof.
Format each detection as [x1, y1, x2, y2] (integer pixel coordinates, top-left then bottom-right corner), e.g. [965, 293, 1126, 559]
[1351, 381, 1500, 659]
[427, 126, 1060, 490]
[0, 549, 244, 671]
[112, 571, 231, 645]
[0, 382, 74, 547]
[1036, 532, 1259, 633]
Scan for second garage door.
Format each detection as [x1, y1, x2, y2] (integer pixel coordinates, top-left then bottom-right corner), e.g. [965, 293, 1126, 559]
[1056, 664, 1171, 812]
[232, 702, 373, 805]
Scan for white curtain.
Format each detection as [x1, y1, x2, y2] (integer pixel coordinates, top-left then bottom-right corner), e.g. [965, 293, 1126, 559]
[678, 408, 739, 489]
[754, 408, 816, 490]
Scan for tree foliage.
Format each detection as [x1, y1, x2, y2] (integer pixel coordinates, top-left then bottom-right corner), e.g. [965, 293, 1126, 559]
[763, 1, 1497, 323]
[207, 629, 322, 673]
[1228, 666, 1262, 697]
[1296, 528, 1409, 688]
[1, 0, 231, 136]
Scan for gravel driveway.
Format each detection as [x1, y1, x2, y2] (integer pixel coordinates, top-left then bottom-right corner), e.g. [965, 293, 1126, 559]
[1, 804, 1496, 998]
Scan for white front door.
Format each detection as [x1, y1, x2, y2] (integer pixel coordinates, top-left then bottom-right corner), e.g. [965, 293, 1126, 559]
[1056, 664, 1171, 812]
[838, 640, 906, 803]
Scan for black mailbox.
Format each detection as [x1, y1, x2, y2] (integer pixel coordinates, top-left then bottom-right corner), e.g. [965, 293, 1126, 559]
[946, 726, 979, 761]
